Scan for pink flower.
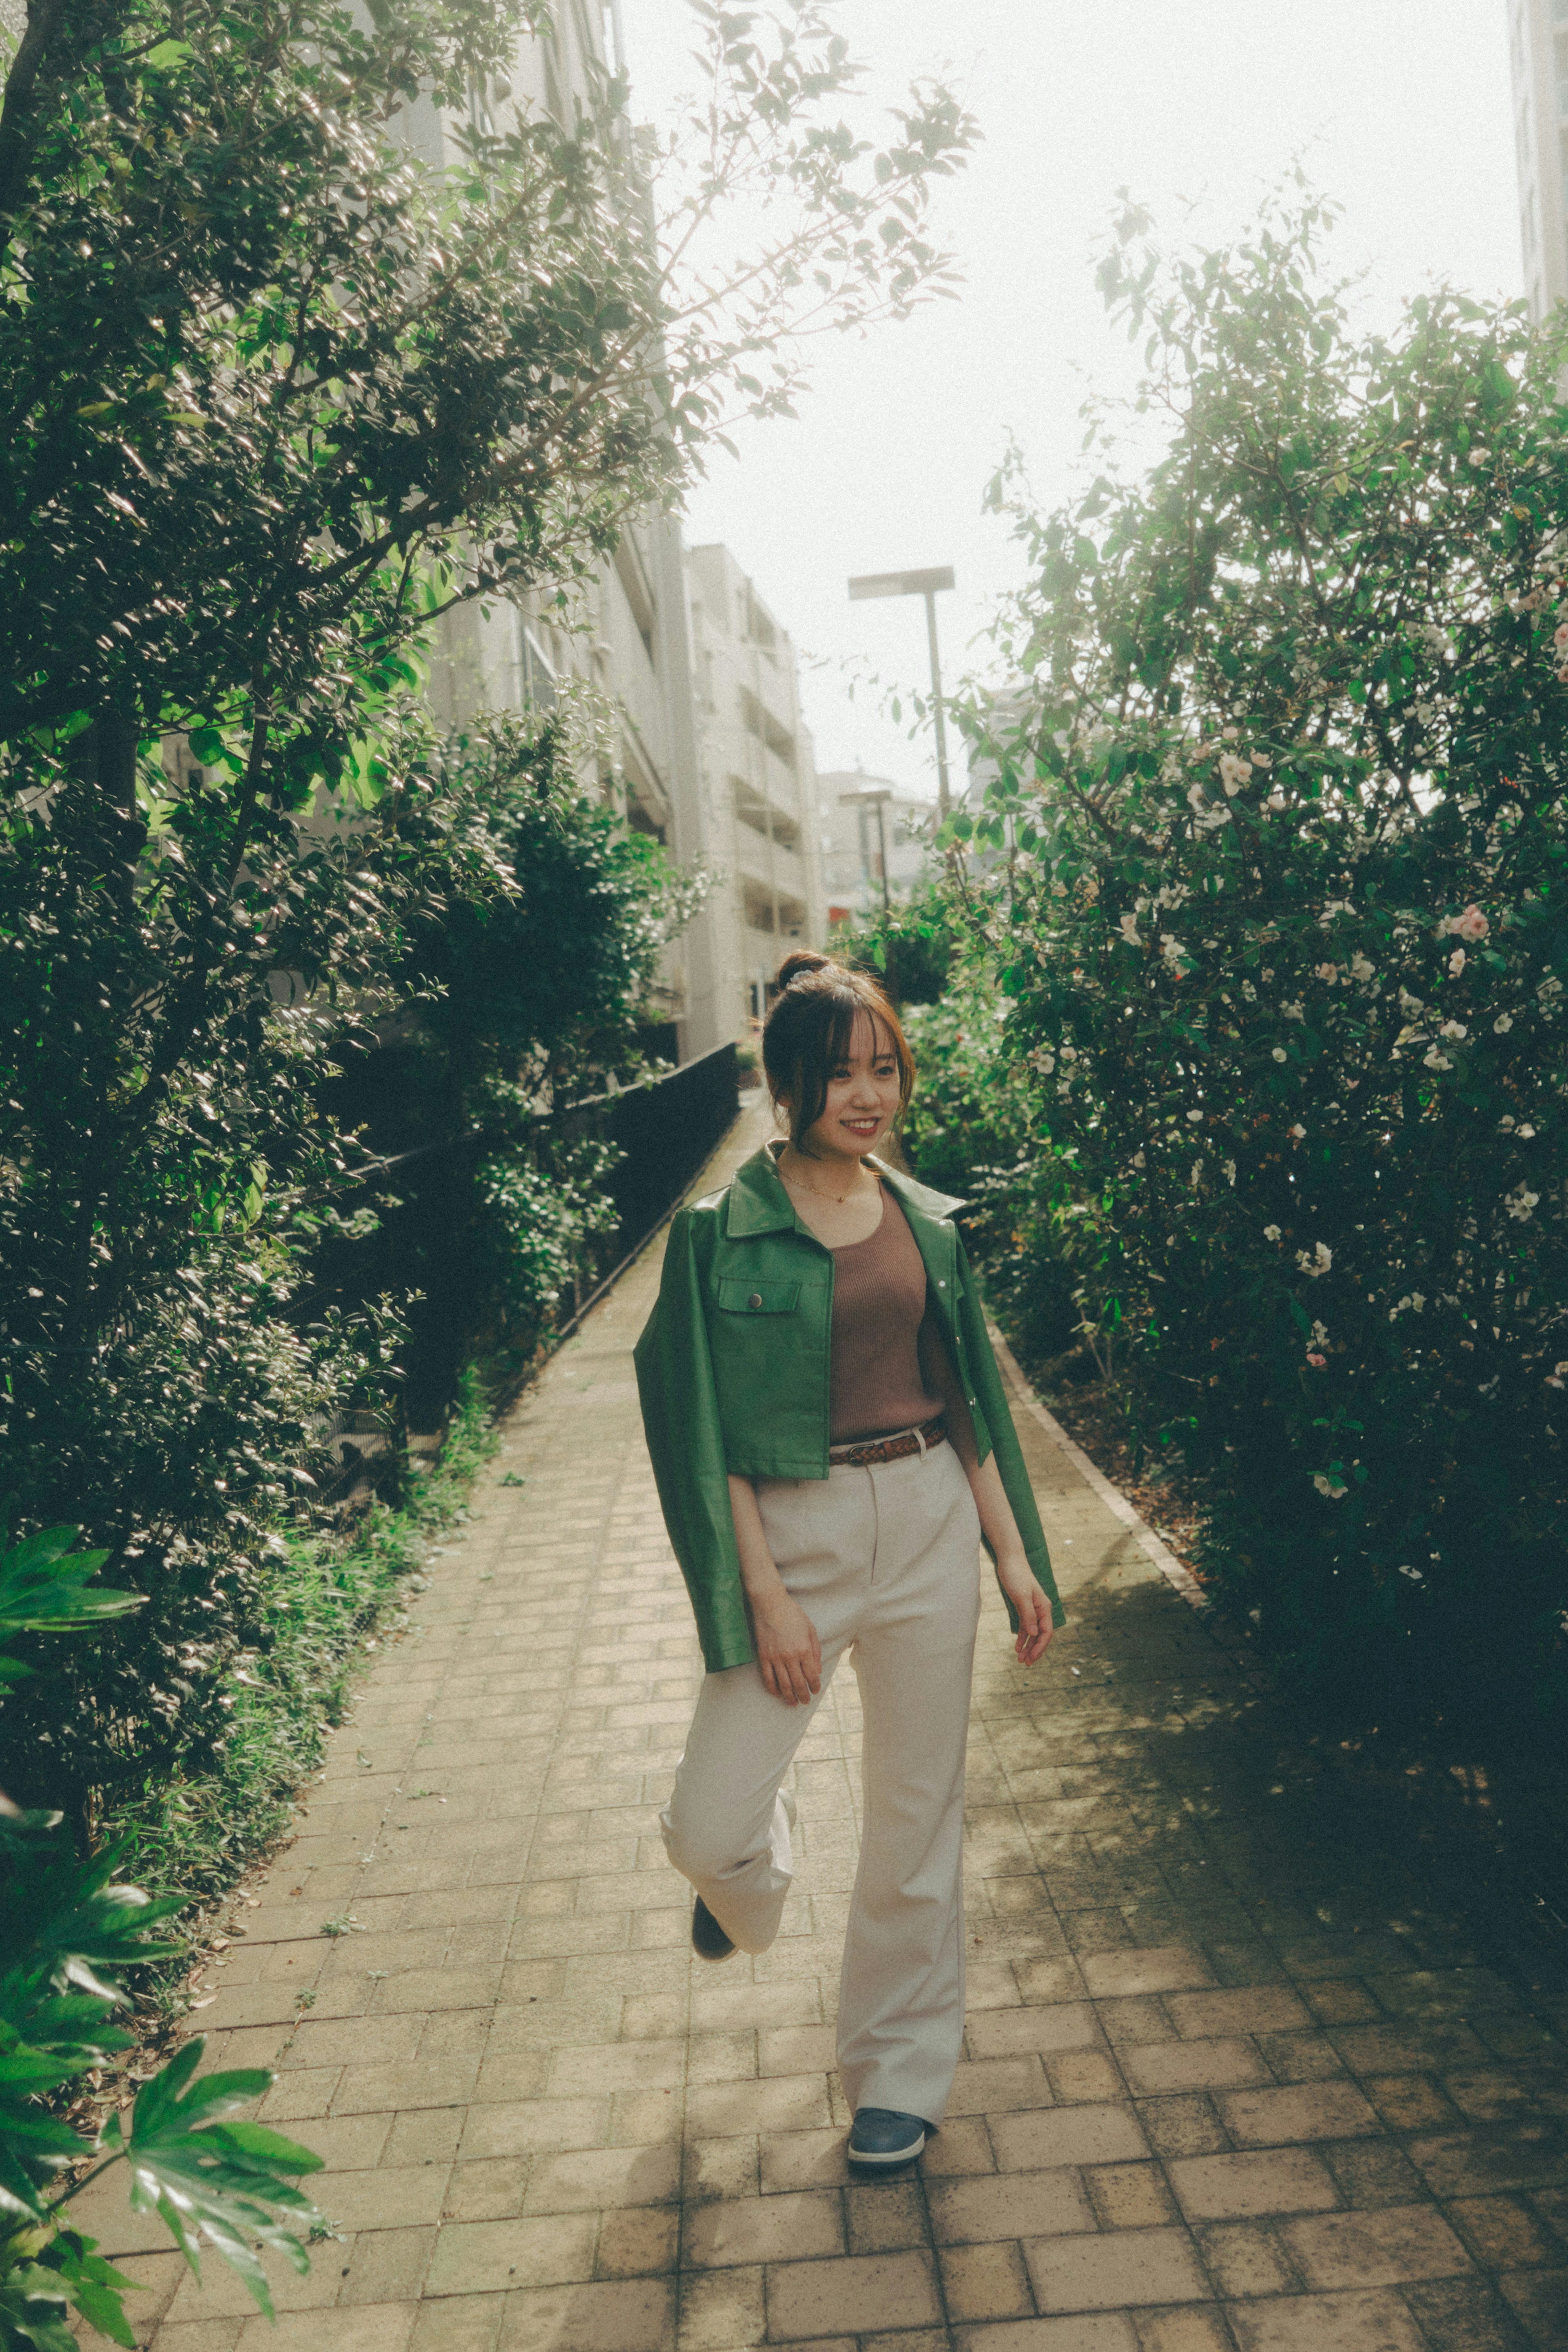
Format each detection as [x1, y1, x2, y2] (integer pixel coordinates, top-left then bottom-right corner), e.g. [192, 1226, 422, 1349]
[1555, 623, 1568, 649]
[1306, 1351, 1327, 1368]
[1456, 904, 1489, 941]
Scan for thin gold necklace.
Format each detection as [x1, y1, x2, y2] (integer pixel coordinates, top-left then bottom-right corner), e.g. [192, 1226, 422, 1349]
[780, 1157, 876, 1206]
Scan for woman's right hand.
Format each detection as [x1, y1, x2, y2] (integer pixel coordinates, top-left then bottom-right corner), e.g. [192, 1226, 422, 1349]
[748, 1583, 822, 1707]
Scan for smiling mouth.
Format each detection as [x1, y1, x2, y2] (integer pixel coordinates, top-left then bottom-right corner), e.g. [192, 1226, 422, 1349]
[842, 1119, 880, 1133]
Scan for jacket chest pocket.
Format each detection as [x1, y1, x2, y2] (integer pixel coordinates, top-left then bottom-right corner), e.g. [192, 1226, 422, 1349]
[717, 1278, 802, 1315]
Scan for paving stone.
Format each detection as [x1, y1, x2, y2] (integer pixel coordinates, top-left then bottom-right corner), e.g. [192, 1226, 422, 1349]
[1215, 2081, 1379, 2145]
[762, 2250, 942, 2338]
[1497, 2266, 1568, 2344]
[1122, 2041, 1270, 2096]
[1168, 2147, 1339, 2221]
[938, 2239, 1036, 2321]
[952, 2323, 1138, 2352]
[1223, 2290, 1428, 2351]
[495, 2278, 674, 2351]
[1279, 2202, 1473, 2290]
[674, 2264, 764, 2350]
[1134, 2314, 1234, 2352]
[682, 2187, 843, 2267]
[1023, 2228, 1209, 2312]
[928, 2168, 1095, 2244]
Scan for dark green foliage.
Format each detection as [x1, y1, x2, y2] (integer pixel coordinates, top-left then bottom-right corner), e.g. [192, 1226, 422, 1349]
[849, 880, 956, 1008]
[931, 193, 1568, 1731]
[0, 729, 511, 1825]
[318, 711, 711, 1416]
[0, 1530, 322, 2351]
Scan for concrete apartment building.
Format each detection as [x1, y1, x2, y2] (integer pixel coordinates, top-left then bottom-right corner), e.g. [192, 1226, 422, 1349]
[685, 544, 826, 1027]
[1508, 0, 1568, 316]
[818, 771, 935, 929]
[402, 20, 826, 1054]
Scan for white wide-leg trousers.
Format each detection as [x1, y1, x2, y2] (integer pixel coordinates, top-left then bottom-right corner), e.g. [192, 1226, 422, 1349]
[661, 1442, 982, 2125]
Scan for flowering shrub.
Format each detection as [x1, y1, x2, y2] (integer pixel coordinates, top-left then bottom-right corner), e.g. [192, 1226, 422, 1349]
[939, 196, 1567, 1725]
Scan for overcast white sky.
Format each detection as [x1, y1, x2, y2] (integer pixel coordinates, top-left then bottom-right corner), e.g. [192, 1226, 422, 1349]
[619, 0, 1523, 797]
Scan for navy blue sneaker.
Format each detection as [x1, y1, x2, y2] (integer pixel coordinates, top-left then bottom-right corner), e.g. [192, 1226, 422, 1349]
[691, 1897, 736, 1962]
[847, 2108, 929, 2170]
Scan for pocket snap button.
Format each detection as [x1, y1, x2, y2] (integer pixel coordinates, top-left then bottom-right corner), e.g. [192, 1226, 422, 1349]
[748, 1292, 763, 1309]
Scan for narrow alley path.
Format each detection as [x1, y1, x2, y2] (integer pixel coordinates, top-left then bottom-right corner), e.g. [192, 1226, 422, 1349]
[90, 1104, 1568, 2352]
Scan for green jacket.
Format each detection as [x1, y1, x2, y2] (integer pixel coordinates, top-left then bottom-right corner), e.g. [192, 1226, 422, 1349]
[633, 1144, 1065, 1672]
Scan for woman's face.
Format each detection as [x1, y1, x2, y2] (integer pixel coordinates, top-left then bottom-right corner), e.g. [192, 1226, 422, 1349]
[800, 1011, 904, 1164]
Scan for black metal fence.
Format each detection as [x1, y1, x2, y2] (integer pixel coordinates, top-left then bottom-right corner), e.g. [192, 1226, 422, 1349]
[310, 1041, 743, 1467]
[566, 1040, 742, 1267]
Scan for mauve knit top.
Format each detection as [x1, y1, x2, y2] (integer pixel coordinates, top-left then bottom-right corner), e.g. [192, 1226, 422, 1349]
[828, 1186, 944, 1443]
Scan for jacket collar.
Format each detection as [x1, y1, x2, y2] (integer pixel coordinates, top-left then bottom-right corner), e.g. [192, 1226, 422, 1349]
[723, 1142, 966, 1239]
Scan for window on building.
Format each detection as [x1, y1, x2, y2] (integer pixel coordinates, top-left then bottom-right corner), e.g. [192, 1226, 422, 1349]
[742, 881, 777, 935]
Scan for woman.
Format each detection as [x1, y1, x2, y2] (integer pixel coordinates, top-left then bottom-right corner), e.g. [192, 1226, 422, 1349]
[635, 952, 1063, 2173]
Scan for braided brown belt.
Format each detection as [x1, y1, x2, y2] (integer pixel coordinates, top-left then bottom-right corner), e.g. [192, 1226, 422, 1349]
[827, 1414, 948, 1470]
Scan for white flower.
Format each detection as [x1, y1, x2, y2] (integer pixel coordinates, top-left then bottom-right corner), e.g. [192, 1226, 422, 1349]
[1223, 1159, 1236, 1185]
[1548, 1360, 1568, 1391]
[1218, 751, 1252, 795]
[1439, 1019, 1467, 1040]
[1500, 1114, 1516, 1129]
[1423, 1047, 1452, 1070]
[1118, 912, 1142, 946]
[1456, 904, 1489, 941]
[1399, 988, 1425, 1015]
[1242, 981, 1257, 1001]
[1494, 1014, 1514, 1033]
[1221, 725, 1239, 740]
[1272, 1046, 1288, 1062]
[1466, 446, 1491, 466]
[1161, 935, 1185, 964]
[1398, 1563, 1423, 1580]
[1350, 954, 1375, 981]
[1186, 1109, 1204, 1123]
[1315, 961, 1339, 983]
[1031, 1048, 1056, 1074]
[1448, 948, 1466, 978]
[1312, 1471, 1348, 1499]
[1263, 1224, 1282, 1242]
[1186, 780, 1207, 812]
[1251, 749, 1272, 767]
[1131, 1150, 1146, 1168]
[1288, 1123, 1306, 1140]
[1504, 1184, 1540, 1222]
[1281, 1002, 1305, 1021]
[1410, 1292, 1425, 1311]
[1519, 1123, 1536, 1138]
[1297, 1241, 1333, 1277]
[1310, 1320, 1329, 1347]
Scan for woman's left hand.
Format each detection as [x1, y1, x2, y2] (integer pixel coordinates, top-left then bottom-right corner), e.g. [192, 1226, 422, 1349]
[996, 1554, 1055, 1666]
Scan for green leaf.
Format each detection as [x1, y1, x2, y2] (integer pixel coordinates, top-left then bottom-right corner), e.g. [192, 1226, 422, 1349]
[0, 1529, 144, 1642]
[109, 2042, 322, 2319]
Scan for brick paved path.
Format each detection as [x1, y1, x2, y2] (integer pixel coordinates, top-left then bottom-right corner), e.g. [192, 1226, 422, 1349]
[84, 1106, 1568, 2352]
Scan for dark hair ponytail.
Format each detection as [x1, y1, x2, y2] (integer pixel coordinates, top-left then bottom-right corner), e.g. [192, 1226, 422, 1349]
[762, 952, 915, 1154]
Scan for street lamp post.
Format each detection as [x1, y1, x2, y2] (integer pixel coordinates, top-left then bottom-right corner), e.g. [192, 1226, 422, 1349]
[847, 565, 956, 820]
